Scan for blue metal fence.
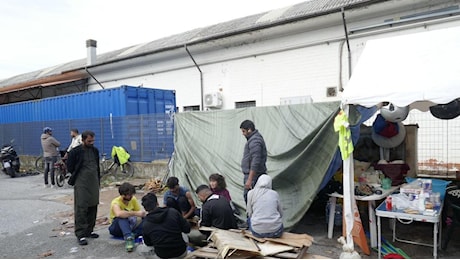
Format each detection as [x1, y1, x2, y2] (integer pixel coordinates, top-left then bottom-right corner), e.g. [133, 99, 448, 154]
[0, 113, 174, 162]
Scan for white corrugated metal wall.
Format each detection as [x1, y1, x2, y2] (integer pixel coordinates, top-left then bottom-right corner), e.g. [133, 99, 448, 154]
[86, 0, 460, 173]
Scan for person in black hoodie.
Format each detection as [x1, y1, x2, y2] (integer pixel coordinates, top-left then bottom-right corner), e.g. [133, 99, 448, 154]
[195, 184, 237, 230]
[140, 192, 191, 259]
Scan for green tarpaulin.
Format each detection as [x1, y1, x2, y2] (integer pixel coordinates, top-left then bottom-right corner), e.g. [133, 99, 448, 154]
[171, 102, 340, 229]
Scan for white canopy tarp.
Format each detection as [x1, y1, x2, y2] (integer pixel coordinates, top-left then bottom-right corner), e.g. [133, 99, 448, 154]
[340, 26, 460, 250]
[342, 26, 460, 110]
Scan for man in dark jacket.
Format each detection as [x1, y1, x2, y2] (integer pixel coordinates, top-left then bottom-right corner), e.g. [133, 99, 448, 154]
[195, 184, 237, 230]
[66, 130, 100, 246]
[140, 192, 191, 259]
[240, 120, 267, 204]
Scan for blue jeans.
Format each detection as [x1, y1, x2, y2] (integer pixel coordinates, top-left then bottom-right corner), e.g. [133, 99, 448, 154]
[247, 217, 283, 238]
[108, 217, 144, 239]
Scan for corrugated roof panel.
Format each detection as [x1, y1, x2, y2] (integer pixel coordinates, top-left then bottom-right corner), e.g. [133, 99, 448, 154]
[0, 0, 379, 88]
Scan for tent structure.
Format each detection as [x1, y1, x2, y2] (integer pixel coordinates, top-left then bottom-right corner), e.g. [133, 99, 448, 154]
[171, 102, 341, 229]
[341, 25, 460, 250]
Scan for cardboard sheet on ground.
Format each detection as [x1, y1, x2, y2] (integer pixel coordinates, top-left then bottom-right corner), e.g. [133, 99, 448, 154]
[209, 229, 261, 258]
[257, 241, 295, 256]
[172, 102, 340, 228]
[209, 229, 312, 258]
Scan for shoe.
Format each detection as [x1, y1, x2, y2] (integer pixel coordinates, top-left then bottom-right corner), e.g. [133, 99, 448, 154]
[78, 237, 88, 246]
[87, 232, 99, 239]
[51, 184, 55, 189]
[44, 184, 50, 188]
[125, 236, 134, 252]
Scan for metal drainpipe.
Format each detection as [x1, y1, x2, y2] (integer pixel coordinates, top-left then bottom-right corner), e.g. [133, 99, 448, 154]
[341, 7, 352, 80]
[184, 44, 204, 111]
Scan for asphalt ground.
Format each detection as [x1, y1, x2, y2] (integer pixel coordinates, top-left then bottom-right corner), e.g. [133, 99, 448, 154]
[0, 172, 144, 259]
[1, 171, 460, 259]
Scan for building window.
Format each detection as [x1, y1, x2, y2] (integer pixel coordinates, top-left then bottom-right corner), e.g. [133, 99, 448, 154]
[235, 101, 256, 108]
[183, 105, 200, 112]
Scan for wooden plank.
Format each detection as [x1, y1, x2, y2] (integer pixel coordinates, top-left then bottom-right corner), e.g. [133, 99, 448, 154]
[243, 231, 313, 248]
[296, 246, 308, 259]
[264, 232, 313, 248]
[198, 246, 218, 253]
[268, 252, 299, 259]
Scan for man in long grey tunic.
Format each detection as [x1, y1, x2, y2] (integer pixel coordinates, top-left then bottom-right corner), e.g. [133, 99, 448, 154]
[67, 130, 101, 246]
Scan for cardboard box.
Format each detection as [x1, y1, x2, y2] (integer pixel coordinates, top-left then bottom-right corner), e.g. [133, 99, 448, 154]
[400, 182, 423, 196]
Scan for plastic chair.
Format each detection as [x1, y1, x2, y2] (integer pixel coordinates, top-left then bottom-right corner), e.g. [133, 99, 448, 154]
[441, 187, 460, 250]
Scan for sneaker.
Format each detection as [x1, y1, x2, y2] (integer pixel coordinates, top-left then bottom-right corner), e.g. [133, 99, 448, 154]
[44, 184, 50, 188]
[87, 232, 99, 239]
[125, 236, 134, 252]
[78, 237, 88, 246]
[51, 184, 55, 189]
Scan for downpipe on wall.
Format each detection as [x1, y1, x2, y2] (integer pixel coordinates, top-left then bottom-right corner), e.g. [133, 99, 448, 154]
[184, 45, 204, 111]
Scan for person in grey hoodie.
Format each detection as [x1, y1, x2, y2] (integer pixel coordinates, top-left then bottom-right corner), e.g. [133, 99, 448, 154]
[40, 127, 61, 188]
[247, 174, 283, 238]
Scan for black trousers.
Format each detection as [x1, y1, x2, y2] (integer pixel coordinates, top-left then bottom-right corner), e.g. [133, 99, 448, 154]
[166, 196, 194, 218]
[74, 205, 98, 239]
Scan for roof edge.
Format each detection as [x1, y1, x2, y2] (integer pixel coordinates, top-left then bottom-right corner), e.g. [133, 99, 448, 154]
[67, 0, 386, 72]
[0, 71, 87, 95]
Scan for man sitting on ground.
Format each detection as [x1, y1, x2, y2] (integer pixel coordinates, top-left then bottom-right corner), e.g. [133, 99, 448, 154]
[108, 182, 146, 252]
[139, 192, 191, 259]
[163, 177, 196, 219]
[195, 184, 238, 230]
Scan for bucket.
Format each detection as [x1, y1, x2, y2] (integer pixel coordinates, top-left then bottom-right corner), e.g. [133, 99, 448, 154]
[405, 177, 451, 200]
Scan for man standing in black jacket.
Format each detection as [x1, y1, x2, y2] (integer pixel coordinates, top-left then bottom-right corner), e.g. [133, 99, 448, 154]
[66, 130, 100, 246]
[240, 120, 267, 204]
[140, 192, 191, 259]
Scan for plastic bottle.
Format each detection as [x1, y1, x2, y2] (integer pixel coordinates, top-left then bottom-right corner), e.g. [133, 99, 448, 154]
[418, 193, 425, 212]
[385, 196, 392, 211]
[432, 192, 441, 211]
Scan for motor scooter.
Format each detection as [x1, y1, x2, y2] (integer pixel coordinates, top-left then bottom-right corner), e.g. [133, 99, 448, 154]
[1, 140, 20, 178]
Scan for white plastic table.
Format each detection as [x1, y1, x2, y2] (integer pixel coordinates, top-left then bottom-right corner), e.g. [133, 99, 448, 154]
[328, 185, 400, 248]
[375, 199, 443, 259]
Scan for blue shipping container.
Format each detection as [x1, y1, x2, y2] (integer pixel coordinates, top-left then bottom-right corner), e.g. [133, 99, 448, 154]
[0, 85, 176, 162]
[0, 85, 176, 123]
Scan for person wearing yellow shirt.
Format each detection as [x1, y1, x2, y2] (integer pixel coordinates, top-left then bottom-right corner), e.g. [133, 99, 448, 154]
[108, 182, 146, 252]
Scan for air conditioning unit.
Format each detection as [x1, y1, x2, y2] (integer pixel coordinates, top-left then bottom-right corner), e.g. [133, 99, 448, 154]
[204, 92, 223, 108]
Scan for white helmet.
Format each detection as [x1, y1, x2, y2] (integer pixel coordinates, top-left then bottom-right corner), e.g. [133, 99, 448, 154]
[380, 103, 409, 122]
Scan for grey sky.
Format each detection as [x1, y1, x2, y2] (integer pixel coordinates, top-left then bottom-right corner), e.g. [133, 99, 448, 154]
[0, 0, 306, 80]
